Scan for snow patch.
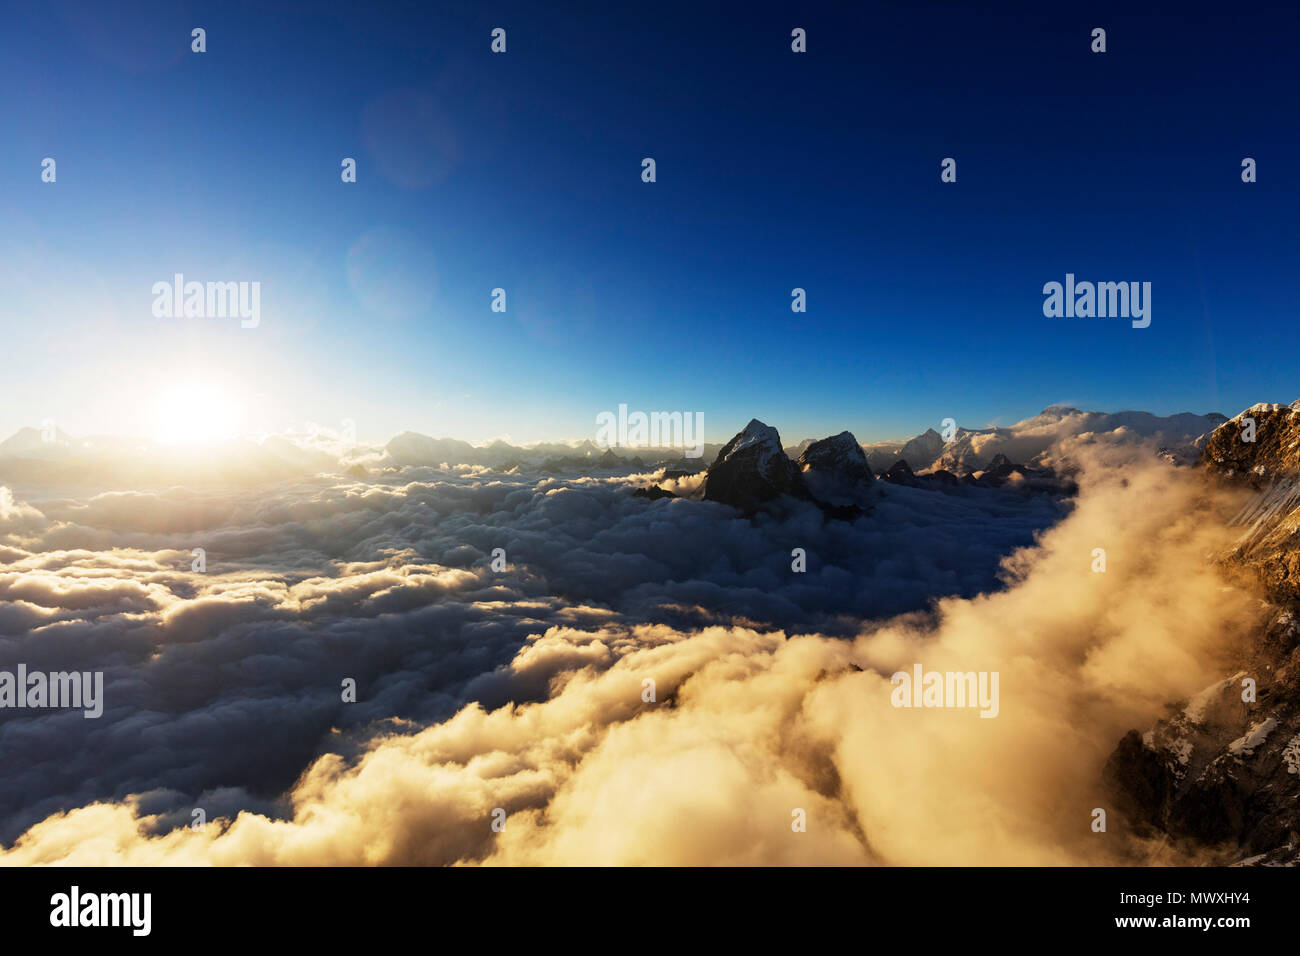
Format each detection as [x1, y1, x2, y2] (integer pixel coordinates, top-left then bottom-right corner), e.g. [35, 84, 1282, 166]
[1231, 403, 1288, 422]
[1227, 718, 1278, 757]
[1282, 734, 1300, 775]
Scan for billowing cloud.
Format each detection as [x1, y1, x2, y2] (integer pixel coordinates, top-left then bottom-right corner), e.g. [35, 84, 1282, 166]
[0, 429, 1266, 864]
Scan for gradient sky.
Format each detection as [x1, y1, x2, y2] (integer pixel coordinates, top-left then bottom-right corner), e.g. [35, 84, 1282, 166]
[2, 0, 1298, 446]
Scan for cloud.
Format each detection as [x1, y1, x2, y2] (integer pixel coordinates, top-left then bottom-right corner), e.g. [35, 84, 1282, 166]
[0, 433, 1267, 864]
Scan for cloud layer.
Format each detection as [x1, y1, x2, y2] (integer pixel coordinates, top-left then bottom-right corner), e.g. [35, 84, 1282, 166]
[0, 432, 1265, 864]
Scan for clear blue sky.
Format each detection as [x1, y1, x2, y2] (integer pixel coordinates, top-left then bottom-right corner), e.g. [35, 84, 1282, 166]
[2, 0, 1297, 445]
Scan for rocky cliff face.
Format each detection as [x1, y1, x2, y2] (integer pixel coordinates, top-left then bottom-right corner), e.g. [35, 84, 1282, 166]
[1202, 402, 1300, 607]
[1103, 401, 1300, 865]
[1201, 402, 1300, 486]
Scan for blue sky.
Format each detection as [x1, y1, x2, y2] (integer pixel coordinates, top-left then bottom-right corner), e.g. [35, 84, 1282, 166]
[2, 0, 1298, 445]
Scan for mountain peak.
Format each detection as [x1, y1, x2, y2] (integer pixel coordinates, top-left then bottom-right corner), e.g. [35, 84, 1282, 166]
[798, 431, 873, 508]
[798, 431, 870, 476]
[711, 419, 783, 468]
[703, 420, 806, 514]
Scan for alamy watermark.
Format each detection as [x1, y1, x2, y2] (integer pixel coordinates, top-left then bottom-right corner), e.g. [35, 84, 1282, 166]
[152, 273, 261, 328]
[1042, 273, 1150, 329]
[596, 404, 705, 458]
[890, 664, 999, 718]
[50, 886, 150, 936]
[0, 666, 103, 718]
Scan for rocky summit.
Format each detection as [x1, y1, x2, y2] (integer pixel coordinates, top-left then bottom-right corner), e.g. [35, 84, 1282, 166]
[797, 431, 874, 507]
[1103, 402, 1300, 864]
[702, 419, 809, 514]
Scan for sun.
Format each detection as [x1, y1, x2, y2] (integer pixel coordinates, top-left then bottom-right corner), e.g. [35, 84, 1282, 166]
[150, 382, 241, 446]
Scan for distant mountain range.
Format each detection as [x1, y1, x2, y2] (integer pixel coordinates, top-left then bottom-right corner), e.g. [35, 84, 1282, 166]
[0, 425, 724, 485]
[0, 405, 1233, 488]
[849, 406, 1228, 476]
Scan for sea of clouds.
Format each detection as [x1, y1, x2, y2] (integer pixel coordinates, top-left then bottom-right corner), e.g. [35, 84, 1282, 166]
[0, 430, 1266, 864]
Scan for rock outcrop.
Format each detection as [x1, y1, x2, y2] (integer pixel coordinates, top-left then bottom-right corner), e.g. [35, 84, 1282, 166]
[632, 485, 678, 501]
[797, 431, 874, 508]
[702, 419, 809, 514]
[881, 459, 919, 486]
[1103, 401, 1300, 864]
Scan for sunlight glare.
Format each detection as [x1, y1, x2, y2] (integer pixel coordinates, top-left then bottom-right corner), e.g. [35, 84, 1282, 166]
[150, 383, 240, 446]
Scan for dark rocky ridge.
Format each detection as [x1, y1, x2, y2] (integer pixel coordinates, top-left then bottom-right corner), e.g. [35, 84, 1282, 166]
[1103, 401, 1300, 865]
